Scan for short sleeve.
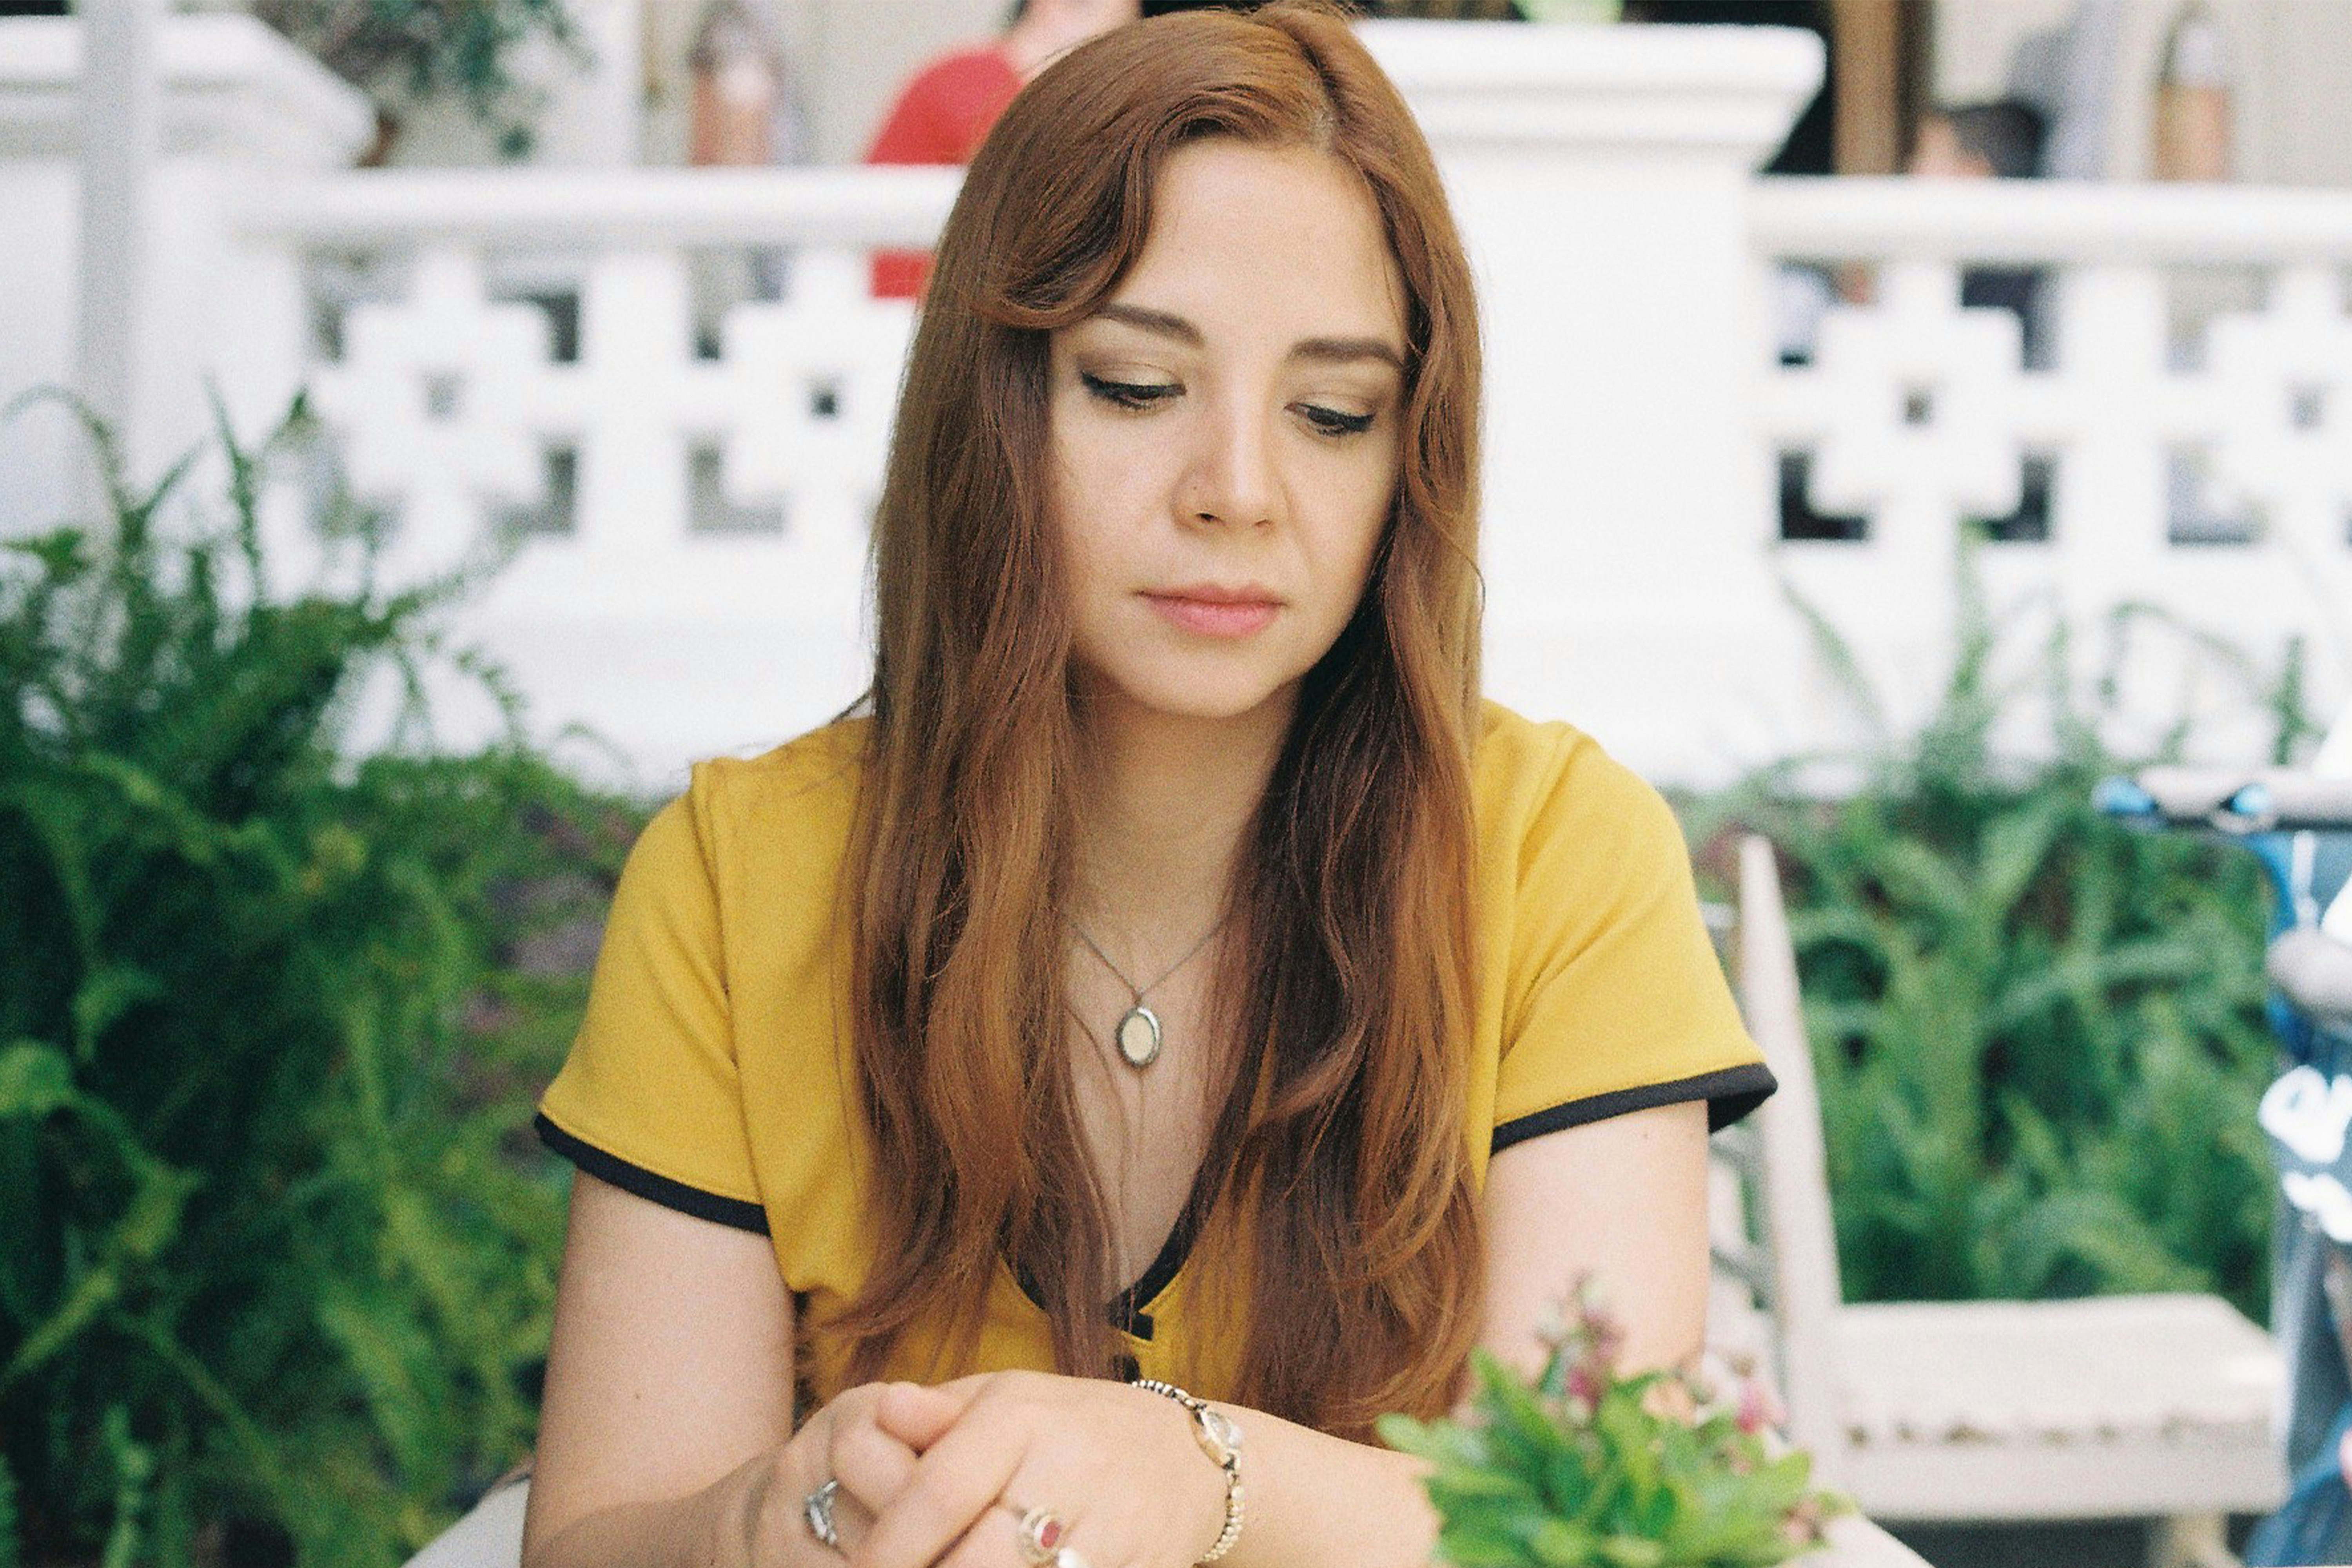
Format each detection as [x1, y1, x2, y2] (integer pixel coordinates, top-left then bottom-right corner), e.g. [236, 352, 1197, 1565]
[1491, 740, 1774, 1152]
[535, 783, 768, 1233]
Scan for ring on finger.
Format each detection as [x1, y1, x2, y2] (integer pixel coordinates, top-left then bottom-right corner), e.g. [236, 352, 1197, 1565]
[803, 1478, 842, 1550]
[1002, 1501, 1076, 1568]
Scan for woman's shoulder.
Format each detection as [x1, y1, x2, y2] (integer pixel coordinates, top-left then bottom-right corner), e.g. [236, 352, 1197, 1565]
[1472, 699, 1664, 826]
[633, 716, 871, 900]
[1470, 699, 1693, 904]
[679, 715, 869, 824]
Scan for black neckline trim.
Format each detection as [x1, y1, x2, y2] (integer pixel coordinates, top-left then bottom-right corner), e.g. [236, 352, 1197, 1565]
[534, 1112, 772, 1235]
[1490, 1062, 1779, 1154]
[1011, 1200, 1203, 1343]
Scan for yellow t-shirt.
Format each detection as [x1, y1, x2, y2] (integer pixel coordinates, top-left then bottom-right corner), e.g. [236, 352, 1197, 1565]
[535, 701, 1771, 1406]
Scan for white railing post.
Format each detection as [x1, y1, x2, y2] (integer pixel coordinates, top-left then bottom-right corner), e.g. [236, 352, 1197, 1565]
[0, 14, 372, 534]
[1361, 20, 1824, 783]
[72, 0, 165, 478]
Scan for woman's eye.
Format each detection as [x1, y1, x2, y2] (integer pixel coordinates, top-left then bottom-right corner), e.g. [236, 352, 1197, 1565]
[1079, 371, 1179, 410]
[1300, 404, 1376, 439]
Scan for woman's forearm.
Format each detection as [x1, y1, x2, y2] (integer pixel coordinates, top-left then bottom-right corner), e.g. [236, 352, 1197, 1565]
[525, 1454, 761, 1568]
[523, 1435, 831, 1568]
[1206, 1402, 1439, 1568]
[528, 1383, 1441, 1568]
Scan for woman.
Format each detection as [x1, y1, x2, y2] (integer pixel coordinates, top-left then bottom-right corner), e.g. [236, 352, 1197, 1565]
[521, 5, 1773, 1567]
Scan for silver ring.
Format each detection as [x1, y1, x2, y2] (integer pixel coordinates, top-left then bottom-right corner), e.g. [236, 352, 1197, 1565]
[803, 1477, 842, 1550]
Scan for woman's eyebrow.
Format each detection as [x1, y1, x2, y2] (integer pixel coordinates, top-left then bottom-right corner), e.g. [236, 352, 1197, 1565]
[1092, 303, 1405, 373]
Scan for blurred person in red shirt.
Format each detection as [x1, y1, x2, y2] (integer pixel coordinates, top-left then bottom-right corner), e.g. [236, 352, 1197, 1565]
[865, 0, 1142, 298]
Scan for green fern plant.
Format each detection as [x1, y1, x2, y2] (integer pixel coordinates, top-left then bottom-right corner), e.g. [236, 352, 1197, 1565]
[1686, 537, 2293, 1315]
[0, 388, 639, 1568]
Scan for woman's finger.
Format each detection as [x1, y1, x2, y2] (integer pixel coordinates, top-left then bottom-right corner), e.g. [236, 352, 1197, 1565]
[872, 1380, 972, 1450]
[848, 1394, 1028, 1568]
[932, 1494, 1128, 1568]
[823, 1481, 879, 1559]
[830, 1404, 926, 1516]
[929, 1499, 1034, 1568]
[752, 1436, 876, 1563]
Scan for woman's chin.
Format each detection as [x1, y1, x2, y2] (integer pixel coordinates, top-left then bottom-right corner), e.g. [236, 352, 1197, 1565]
[1078, 667, 1304, 730]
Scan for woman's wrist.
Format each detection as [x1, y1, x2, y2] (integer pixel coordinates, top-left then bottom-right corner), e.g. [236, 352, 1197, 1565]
[1204, 1412, 1436, 1568]
[526, 1447, 806, 1568]
[1130, 1379, 1244, 1565]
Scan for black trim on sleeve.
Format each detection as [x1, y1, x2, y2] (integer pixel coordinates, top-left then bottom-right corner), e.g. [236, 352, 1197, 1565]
[534, 1112, 771, 1235]
[1491, 1062, 1779, 1154]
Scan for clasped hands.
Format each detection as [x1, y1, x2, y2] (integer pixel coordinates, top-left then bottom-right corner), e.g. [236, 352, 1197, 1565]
[764, 1370, 1229, 1568]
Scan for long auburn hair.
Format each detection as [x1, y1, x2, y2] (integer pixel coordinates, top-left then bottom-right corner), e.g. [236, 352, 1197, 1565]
[835, 0, 1486, 1439]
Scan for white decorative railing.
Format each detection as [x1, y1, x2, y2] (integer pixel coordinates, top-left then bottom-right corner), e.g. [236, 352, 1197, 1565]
[233, 169, 956, 771]
[239, 172, 2352, 785]
[258, 171, 951, 599]
[1754, 178, 2352, 768]
[13, 15, 2352, 788]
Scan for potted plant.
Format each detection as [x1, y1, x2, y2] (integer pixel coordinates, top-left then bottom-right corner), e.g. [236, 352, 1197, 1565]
[1380, 1283, 1843, 1568]
[245, 0, 592, 163]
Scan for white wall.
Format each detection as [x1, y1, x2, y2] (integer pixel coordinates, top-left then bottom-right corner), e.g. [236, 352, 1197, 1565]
[2232, 0, 2352, 188]
[1933, 0, 2076, 103]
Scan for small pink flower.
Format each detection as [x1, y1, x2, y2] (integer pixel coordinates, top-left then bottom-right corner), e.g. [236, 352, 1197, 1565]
[1736, 1373, 1786, 1436]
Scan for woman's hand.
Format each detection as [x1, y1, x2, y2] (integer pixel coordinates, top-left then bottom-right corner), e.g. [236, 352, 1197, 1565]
[847, 1371, 1230, 1568]
[755, 1381, 975, 1563]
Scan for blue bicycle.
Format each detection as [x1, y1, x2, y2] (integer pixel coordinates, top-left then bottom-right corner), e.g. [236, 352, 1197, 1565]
[2099, 764, 2352, 1564]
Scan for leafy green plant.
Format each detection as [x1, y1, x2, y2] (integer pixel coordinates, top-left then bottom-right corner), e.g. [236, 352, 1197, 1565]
[1380, 1283, 1843, 1567]
[0, 388, 640, 1568]
[249, 0, 590, 162]
[1686, 544, 2295, 1316]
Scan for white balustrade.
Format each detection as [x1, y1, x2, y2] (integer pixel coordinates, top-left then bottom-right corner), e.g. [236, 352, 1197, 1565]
[11, 13, 2352, 790]
[234, 165, 953, 777]
[1755, 178, 2352, 768]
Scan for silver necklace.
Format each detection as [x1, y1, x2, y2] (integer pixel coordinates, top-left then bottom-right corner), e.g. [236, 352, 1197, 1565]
[1068, 917, 1224, 1070]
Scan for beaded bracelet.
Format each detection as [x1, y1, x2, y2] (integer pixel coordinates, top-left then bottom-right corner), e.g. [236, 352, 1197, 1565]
[1132, 1377, 1244, 1564]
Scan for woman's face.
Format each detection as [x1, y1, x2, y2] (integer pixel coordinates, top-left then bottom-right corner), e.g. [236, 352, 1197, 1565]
[1046, 139, 1409, 731]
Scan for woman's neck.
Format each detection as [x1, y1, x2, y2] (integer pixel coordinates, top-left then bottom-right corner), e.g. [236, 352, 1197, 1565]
[1068, 688, 1293, 961]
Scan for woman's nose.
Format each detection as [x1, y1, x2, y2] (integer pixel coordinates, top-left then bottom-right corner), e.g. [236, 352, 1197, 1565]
[1181, 395, 1278, 530]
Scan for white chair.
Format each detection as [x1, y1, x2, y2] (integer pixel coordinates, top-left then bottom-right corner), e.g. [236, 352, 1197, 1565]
[406, 1470, 527, 1568]
[1721, 833, 2286, 1567]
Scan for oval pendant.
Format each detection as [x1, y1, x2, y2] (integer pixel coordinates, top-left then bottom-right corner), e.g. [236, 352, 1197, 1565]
[1115, 1004, 1163, 1069]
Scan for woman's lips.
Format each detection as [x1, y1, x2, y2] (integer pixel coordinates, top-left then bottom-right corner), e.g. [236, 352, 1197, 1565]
[1142, 589, 1283, 638]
